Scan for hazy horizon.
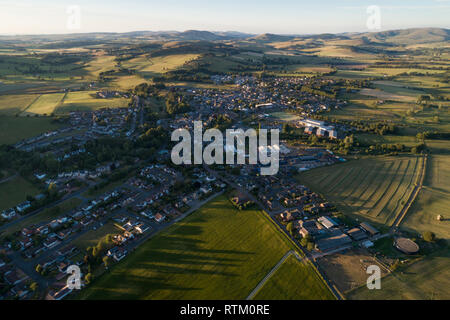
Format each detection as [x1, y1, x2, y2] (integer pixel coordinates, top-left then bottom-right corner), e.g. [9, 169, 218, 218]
[1, 0, 449, 36]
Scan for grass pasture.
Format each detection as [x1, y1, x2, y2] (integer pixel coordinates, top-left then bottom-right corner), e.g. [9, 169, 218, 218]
[359, 88, 416, 103]
[78, 195, 332, 300]
[0, 116, 62, 145]
[57, 91, 129, 113]
[0, 176, 40, 211]
[252, 254, 336, 300]
[269, 111, 301, 122]
[0, 94, 39, 115]
[298, 156, 422, 228]
[85, 54, 117, 79]
[108, 74, 147, 91]
[122, 54, 200, 78]
[22, 93, 65, 115]
[424, 155, 450, 193]
[402, 154, 450, 240]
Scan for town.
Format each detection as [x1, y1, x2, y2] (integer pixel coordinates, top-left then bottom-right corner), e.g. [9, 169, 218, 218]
[0, 22, 448, 302]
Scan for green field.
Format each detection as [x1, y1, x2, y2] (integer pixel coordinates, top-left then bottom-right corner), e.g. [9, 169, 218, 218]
[109, 74, 148, 91]
[270, 111, 301, 122]
[122, 54, 200, 78]
[0, 94, 39, 115]
[253, 255, 335, 300]
[0, 116, 62, 145]
[348, 249, 450, 300]
[57, 91, 129, 113]
[0, 176, 40, 211]
[298, 156, 422, 228]
[72, 221, 122, 251]
[85, 54, 117, 79]
[403, 155, 450, 240]
[424, 155, 450, 193]
[78, 195, 332, 300]
[22, 93, 65, 115]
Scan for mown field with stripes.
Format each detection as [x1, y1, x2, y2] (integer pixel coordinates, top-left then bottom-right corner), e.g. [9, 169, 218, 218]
[403, 154, 450, 240]
[298, 156, 423, 228]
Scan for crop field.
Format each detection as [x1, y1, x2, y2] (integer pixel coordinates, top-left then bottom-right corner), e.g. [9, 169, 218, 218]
[77, 195, 332, 300]
[403, 189, 450, 239]
[424, 155, 450, 193]
[0, 54, 87, 81]
[252, 255, 335, 300]
[22, 93, 65, 115]
[310, 46, 374, 59]
[359, 88, 416, 103]
[328, 101, 396, 122]
[199, 55, 245, 73]
[84, 54, 117, 79]
[284, 64, 334, 74]
[402, 155, 450, 240]
[298, 156, 423, 228]
[0, 176, 40, 212]
[122, 54, 200, 77]
[57, 91, 129, 113]
[108, 74, 147, 91]
[373, 81, 428, 97]
[0, 94, 39, 115]
[355, 133, 417, 148]
[0, 116, 62, 145]
[348, 249, 450, 300]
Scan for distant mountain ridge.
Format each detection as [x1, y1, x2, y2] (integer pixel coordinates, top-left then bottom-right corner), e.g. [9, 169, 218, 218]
[0, 27, 448, 45]
[355, 28, 450, 45]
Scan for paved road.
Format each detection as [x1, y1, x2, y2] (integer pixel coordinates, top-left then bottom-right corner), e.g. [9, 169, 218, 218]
[8, 250, 48, 289]
[246, 250, 303, 300]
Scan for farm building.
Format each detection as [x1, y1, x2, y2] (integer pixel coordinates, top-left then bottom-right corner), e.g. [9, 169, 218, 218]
[300, 118, 338, 139]
[347, 227, 368, 241]
[299, 220, 321, 237]
[360, 222, 380, 236]
[318, 216, 339, 229]
[315, 230, 352, 252]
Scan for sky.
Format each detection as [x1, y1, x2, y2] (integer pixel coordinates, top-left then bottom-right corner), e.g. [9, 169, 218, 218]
[0, 0, 449, 35]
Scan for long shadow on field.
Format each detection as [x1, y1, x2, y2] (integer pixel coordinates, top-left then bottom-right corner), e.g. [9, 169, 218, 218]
[156, 234, 255, 256]
[142, 262, 238, 277]
[158, 235, 254, 256]
[131, 232, 256, 279]
[144, 250, 245, 265]
[101, 274, 202, 295]
[170, 224, 204, 236]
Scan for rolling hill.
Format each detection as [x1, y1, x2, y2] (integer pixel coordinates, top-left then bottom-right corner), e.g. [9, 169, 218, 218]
[355, 28, 450, 45]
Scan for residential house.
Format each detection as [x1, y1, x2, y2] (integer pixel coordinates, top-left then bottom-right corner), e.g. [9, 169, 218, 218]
[4, 268, 29, 286]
